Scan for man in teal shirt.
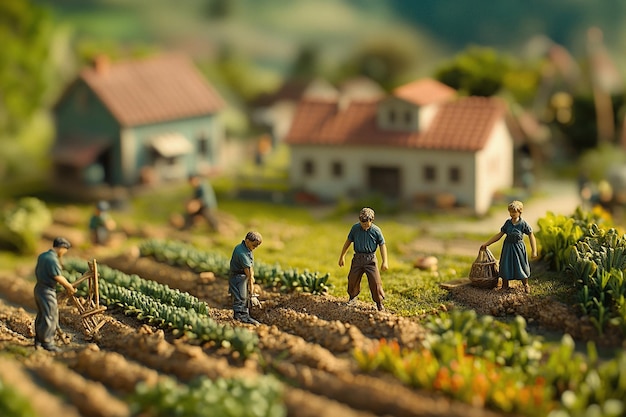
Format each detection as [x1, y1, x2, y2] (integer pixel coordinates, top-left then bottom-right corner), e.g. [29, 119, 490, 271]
[229, 231, 263, 325]
[338, 207, 388, 311]
[89, 200, 116, 245]
[34, 237, 76, 352]
[184, 174, 218, 231]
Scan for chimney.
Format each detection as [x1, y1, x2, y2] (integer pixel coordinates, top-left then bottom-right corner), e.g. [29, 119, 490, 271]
[92, 55, 110, 75]
[338, 95, 351, 112]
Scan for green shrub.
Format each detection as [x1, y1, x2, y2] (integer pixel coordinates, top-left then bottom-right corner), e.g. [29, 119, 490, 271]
[0, 197, 51, 254]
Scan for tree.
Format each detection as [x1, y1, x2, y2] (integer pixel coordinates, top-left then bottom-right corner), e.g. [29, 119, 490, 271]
[339, 38, 417, 91]
[0, 0, 54, 134]
[435, 46, 512, 97]
[0, 0, 56, 180]
[288, 44, 321, 80]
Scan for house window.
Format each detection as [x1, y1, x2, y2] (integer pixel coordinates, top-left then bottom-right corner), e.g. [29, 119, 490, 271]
[449, 166, 461, 183]
[423, 165, 436, 182]
[404, 111, 412, 125]
[197, 133, 210, 158]
[303, 159, 315, 176]
[388, 110, 396, 124]
[331, 161, 343, 178]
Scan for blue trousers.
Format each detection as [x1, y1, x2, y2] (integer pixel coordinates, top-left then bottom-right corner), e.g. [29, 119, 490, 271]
[34, 283, 59, 347]
[229, 274, 249, 315]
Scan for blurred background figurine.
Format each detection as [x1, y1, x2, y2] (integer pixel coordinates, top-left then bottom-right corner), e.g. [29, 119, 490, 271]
[183, 174, 219, 231]
[480, 200, 537, 293]
[89, 200, 116, 246]
[34, 237, 76, 352]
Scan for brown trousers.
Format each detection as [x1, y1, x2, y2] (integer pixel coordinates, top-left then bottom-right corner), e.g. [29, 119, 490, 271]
[347, 253, 385, 303]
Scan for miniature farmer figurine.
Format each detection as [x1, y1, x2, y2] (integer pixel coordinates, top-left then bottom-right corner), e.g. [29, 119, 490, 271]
[184, 174, 219, 231]
[481, 200, 537, 293]
[229, 231, 263, 326]
[338, 207, 388, 311]
[34, 237, 76, 352]
[89, 200, 116, 245]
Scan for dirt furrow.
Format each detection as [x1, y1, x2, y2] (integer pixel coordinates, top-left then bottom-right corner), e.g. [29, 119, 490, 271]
[70, 344, 163, 393]
[0, 357, 83, 417]
[27, 356, 130, 417]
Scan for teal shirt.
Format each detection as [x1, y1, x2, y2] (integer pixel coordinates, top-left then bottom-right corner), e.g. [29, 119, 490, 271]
[230, 241, 253, 275]
[347, 223, 385, 254]
[195, 182, 217, 209]
[35, 249, 62, 288]
[89, 213, 109, 230]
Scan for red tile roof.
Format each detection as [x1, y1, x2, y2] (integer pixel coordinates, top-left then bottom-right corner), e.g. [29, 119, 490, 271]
[392, 78, 456, 106]
[286, 96, 506, 152]
[79, 54, 224, 126]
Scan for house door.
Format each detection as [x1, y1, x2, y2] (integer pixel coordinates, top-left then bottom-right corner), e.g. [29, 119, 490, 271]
[97, 147, 114, 184]
[367, 166, 401, 198]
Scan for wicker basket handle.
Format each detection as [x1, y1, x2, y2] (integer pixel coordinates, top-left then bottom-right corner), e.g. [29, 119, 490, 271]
[477, 247, 496, 263]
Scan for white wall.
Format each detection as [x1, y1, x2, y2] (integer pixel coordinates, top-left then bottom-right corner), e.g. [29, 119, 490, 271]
[474, 119, 514, 214]
[290, 145, 477, 203]
[290, 120, 514, 214]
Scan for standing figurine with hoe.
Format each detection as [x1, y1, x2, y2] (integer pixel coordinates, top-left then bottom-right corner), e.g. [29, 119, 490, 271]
[34, 237, 76, 352]
[338, 207, 388, 311]
[481, 200, 537, 293]
[229, 231, 263, 326]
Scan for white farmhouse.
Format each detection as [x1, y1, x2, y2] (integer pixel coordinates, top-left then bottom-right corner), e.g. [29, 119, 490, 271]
[285, 78, 514, 215]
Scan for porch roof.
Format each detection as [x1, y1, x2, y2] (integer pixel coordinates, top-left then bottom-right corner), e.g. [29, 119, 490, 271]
[52, 140, 111, 168]
[150, 133, 194, 157]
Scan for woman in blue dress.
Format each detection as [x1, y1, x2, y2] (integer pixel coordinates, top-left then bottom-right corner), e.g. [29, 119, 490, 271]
[481, 200, 537, 293]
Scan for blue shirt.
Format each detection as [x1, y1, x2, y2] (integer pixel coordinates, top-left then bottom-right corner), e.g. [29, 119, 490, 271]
[347, 223, 385, 254]
[35, 249, 62, 288]
[230, 241, 253, 275]
[195, 182, 217, 208]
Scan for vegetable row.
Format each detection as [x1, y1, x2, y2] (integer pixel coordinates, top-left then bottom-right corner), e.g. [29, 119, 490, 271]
[63, 258, 258, 358]
[139, 239, 331, 294]
[536, 208, 626, 335]
[355, 309, 626, 417]
[130, 375, 286, 417]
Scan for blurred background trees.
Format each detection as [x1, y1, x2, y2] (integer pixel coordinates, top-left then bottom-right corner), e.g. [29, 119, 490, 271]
[0, 0, 58, 183]
[3, 0, 626, 195]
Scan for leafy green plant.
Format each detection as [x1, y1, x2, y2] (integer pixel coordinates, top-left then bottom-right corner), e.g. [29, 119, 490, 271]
[130, 375, 286, 417]
[536, 212, 584, 271]
[568, 231, 626, 335]
[0, 197, 51, 254]
[425, 310, 542, 369]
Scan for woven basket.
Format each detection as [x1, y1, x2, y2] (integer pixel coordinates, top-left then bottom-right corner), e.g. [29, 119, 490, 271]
[469, 248, 499, 289]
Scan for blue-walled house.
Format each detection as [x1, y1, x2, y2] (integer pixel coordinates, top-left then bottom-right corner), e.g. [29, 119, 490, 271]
[52, 54, 225, 186]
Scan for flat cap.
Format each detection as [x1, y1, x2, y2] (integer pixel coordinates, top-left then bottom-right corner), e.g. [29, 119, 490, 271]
[53, 237, 71, 249]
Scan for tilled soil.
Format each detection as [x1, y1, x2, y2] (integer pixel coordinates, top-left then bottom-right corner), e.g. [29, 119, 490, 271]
[1, 220, 621, 417]
[0, 255, 500, 417]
